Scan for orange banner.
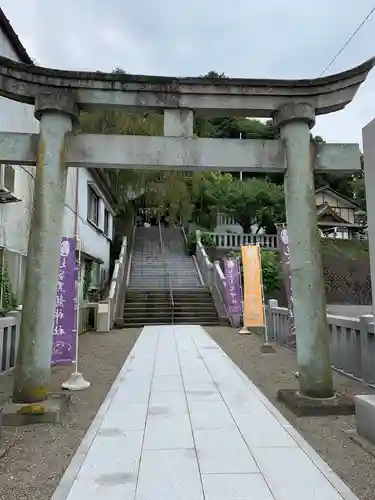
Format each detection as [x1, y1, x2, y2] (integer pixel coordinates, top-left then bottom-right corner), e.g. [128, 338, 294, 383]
[241, 245, 265, 327]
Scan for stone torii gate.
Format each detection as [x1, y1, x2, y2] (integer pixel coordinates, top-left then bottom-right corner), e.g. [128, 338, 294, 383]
[0, 55, 373, 405]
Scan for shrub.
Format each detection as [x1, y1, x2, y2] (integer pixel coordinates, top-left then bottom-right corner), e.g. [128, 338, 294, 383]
[186, 233, 197, 255]
[229, 249, 281, 295]
[260, 250, 281, 295]
[200, 232, 215, 248]
[0, 263, 17, 313]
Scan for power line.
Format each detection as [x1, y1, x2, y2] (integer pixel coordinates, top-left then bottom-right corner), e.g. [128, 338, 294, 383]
[320, 5, 375, 76]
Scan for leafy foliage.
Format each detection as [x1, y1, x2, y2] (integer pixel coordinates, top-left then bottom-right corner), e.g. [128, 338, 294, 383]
[259, 251, 281, 295]
[229, 250, 281, 295]
[83, 262, 92, 301]
[0, 263, 17, 311]
[227, 179, 285, 233]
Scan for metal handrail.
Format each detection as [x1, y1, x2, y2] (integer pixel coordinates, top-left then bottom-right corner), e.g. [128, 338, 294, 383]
[158, 221, 174, 325]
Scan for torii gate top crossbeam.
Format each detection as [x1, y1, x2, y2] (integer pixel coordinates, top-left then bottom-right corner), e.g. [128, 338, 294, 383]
[0, 56, 374, 116]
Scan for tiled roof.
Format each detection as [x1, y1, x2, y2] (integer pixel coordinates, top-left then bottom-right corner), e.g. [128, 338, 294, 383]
[0, 7, 33, 64]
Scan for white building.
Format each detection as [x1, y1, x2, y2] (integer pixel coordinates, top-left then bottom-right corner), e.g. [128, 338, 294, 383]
[0, 9, 116, 305]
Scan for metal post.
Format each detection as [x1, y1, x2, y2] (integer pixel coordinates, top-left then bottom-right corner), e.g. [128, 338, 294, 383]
[273, 103, 333, 398]
[257, 244, 275, 353]
[61, 237, 90, 391]
[13, 91, 78, 403]
[237, 252, 249, 334]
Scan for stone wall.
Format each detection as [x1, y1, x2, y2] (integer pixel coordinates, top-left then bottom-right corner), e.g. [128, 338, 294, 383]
[321, 239, 371, 305]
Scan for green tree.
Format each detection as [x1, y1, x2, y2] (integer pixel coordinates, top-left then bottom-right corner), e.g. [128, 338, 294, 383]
[227, 179, 285, 233]
[189, 172, 235, 228]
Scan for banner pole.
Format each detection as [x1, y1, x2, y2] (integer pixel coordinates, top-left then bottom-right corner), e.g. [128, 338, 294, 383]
[238, 247, 250, 335]
[257, 244, 276, 354]
[74, 237, 82, 372]
[61, 236, 90, 391]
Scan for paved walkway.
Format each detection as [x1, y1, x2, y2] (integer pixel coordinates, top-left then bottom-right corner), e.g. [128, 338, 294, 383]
[52, 325, 358, 500]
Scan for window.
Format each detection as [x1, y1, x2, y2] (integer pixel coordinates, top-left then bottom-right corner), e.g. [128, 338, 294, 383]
[88, 186, 99, 226]
[104, 209, 109, 236]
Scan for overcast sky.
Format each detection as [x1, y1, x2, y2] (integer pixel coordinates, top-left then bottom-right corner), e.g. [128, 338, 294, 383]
[2, 0, 375, 146]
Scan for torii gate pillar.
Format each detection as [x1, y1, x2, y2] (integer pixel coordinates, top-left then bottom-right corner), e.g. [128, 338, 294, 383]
[274, 103, 333, 398]
[12, 92, 78, 403]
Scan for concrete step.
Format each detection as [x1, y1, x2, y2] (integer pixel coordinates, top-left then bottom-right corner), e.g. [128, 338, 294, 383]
[130, 274, 197, 278]
[130, 270, 199, 274]
[128, 283, 203, 287]
[126, 291, 212, 298]
[123, 306, 217, 314]
[116, 318, 222, 328]
[128, 284, 202, 288]
[130, 268, 198, 272]
[122, 312, 218, 321]
[129, 279, 201, 283]
[124, 303, 216, 309]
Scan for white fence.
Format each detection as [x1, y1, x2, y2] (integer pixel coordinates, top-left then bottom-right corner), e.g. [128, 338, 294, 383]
[205, 231, 367, 251]
[205, 232, 278, 250]
[0, 314, 20, 374]
[267, 299, 375, 386]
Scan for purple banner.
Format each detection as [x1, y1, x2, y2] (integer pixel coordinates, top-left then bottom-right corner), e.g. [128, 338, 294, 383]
[276, 225, 296, 347]
[224, 257, 242, 315]
[51, 237, 77, 365]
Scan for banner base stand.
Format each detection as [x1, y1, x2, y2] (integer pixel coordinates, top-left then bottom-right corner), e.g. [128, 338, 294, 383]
[61, 372, 90, 391]
[260, 342, 276, 354]
[238, 326, 251, 335]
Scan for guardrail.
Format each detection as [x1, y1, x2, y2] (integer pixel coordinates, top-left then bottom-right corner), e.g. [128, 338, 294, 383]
[195, 236, 229, 323]
[266, 299, 375, 386]
[0, 314, 20, 374]
[97, 236, 128, 331]
[0, 303, 98, 375]
[205, 232, 278, 250]
[181, 225, 204, 286]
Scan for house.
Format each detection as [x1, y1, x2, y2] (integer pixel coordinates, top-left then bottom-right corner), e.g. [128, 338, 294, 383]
[315, 186, 365, 239]
[0, 8, 116, 305]
[63, 167, 116, 301]
[214, 186, 366, 240]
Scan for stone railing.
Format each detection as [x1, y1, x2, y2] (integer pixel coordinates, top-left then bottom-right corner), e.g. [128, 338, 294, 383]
[205, 232, 278, 250]
[267, 299, 375, 386]
[0, 314, 20, 374]
[195, 238, 229, 322]
[0, 304, 98, 376]
[97, 236, 128, 332]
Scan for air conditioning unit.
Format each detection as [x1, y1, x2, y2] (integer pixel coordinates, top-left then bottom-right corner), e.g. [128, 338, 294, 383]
[0, 165, 20, 204]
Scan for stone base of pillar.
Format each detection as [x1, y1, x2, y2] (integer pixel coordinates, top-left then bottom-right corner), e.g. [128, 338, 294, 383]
[277, 389, 355, 417]
[1, 392, 72, 426]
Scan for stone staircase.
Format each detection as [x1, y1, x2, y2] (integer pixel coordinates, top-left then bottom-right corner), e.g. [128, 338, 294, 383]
[128, 226, 202, 290]
[118, 226, 222, 327]
[119, 289, 221, 328]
